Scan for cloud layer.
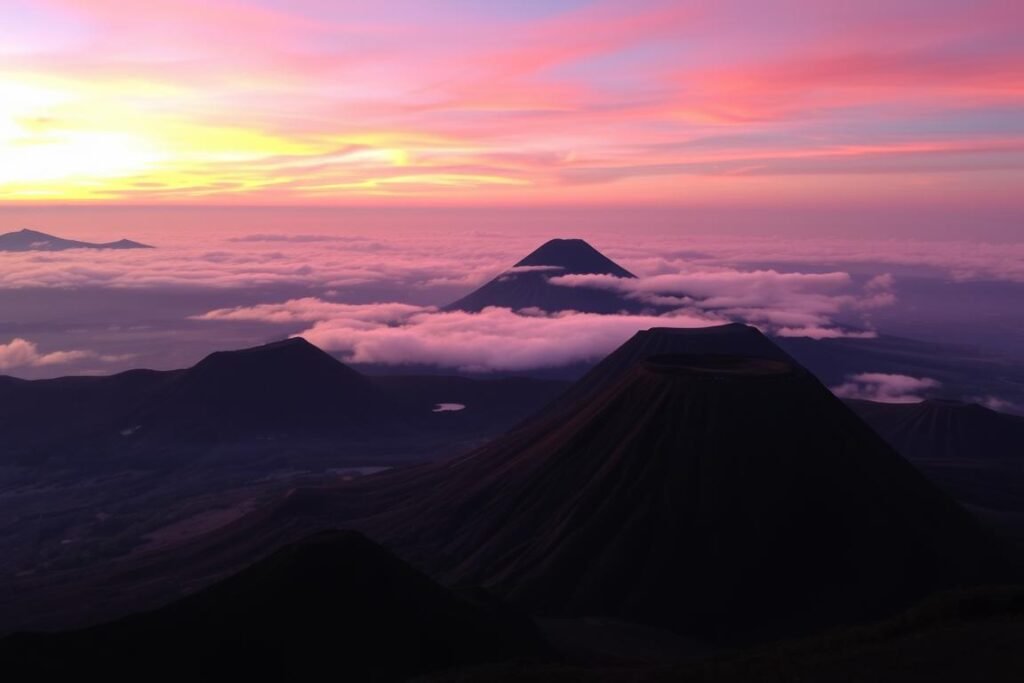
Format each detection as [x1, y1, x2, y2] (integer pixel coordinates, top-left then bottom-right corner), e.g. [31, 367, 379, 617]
[0, 338, 93, 371]
[550, 268, 891, 338]
[832, 373, 942, 403]
[193, 257, 889, 371]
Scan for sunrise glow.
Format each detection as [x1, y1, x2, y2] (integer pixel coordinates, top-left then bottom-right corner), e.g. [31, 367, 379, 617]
[1, 0, 1021, 205]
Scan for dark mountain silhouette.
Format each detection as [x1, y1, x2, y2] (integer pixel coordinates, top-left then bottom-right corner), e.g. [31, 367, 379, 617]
[424, 586, 1024, 682]
[0, 327, 1004, 644]
[0, 229, 152, 251]
[353, 329, 1001, 642]
[445, 238, 645, 313]
[849, 399, 1024, 462]
[0, 338, 568, 463]
[127, 337, 396, 442]
[515, 238, 635, 276]
[0, 530, 542, 680]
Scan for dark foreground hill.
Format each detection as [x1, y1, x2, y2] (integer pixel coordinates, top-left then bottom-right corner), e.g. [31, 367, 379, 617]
[0, 229, 152, 251]
[445, 238, 644, 313]
[0, 530, 542, 681]
[422, 586, 1024, 683]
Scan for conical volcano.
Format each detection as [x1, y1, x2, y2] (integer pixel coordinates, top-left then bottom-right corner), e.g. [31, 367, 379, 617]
[515, 238, 635, 277]
[369, 346, 999, 641]
[126, 337, 399, 442]
[444, 238, 643, 313]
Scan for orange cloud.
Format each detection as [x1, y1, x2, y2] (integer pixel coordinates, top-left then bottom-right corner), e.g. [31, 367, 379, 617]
[1, 0, 1022, 204]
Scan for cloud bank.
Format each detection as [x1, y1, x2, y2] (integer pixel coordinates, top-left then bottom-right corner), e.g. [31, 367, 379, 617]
[832, 373, 942, 403]
[190, 246, 907, 371]
[196, 301, 722, 372]
[550, 267, 892, 338]
[0, 338, 93, 371]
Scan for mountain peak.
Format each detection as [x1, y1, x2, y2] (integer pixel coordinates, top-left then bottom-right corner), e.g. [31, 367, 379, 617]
[514, 238, 635, 277]
[191, 337, 354, 376]
[227, 335, 317, 354]
[444, 238, 641, 313]
[135, 337, 390, 439]
[554, 324, 797, 411]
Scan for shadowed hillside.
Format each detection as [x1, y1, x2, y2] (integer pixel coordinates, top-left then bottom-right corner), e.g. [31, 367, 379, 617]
[0, 530, 542, 680]
[368, 347, 999, 642]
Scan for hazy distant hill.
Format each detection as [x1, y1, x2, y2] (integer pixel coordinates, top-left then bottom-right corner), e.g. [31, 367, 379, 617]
[0, 228, 152, 252]
[850, 398, 1024, 462]
[445, 238, 645, 313]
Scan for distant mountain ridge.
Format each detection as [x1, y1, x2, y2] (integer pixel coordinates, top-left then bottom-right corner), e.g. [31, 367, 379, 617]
[445, 238, 644, 313]
[849, 398, 1024, 462]
[0, 228, 152, 252]
[0, 337, 568, 464]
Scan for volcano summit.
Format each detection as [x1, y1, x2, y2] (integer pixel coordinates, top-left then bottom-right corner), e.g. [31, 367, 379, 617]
[445, 238, 643, 314]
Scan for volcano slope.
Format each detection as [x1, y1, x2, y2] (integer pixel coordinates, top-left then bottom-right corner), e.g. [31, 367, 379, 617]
[364, 348, 1001, 642]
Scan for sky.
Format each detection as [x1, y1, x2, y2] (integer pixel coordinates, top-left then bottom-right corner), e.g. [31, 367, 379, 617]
[2, 0, 1024, 207]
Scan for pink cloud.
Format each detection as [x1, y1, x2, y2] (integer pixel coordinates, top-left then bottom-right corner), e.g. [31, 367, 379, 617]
[832, 372, 941, 403]
[550, 268, 889, 338]
[0, 338, 93, 370]
[191, 256, 891, 370]
[6, 1, 1023, 204]
[967, 395, 1023, 414]
[299, 306, 721, 372]
[194, 298, 427, 325]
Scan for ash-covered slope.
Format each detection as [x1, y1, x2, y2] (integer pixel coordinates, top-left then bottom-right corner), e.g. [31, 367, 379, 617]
[849, 399, 1024, 462]
[0, 530, 541, 680]
[445, 238, 643, 313]
[369, 345, 999, 641]
[0, 229, 152, 251]
[553, 323, 795, 411]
